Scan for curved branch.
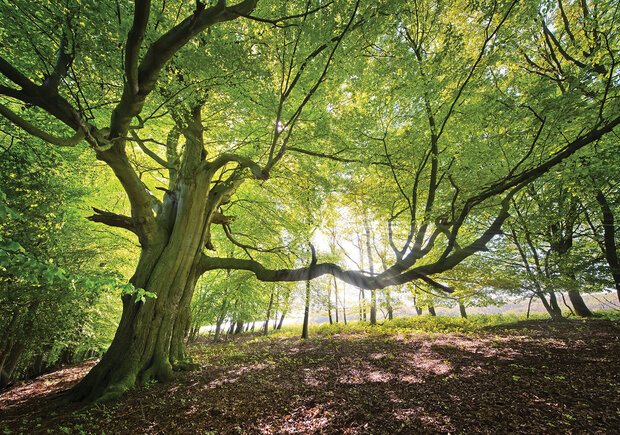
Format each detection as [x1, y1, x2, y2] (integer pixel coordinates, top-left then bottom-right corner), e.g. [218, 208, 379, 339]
[205, 153, 268, 179]
[109, 0, 258, 140]
[0, 103, 84, 146]
[199, 253, 453, 293]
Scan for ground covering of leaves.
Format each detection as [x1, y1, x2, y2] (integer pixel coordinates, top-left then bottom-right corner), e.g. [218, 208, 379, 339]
[1, 318, 619, 434]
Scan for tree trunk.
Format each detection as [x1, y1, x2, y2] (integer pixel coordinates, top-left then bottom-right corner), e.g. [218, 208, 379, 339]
[0, 342, 25, 389]
[370, 290, 377, 325]
[264, 287, 274, 336]
[459, 303, 467, 319]
[170, 266, 199, 366]
[327, 279, 333, 325]
[386, 290, 393, 320]
[333, 277, 339, 323]
[428, 306, 436, 316]
[342, 282, 347, 325]
[277, 311, 286, 330]
[234, 321, 244, 334]
[69, 174, 216, 402]
[596, 191, 620, 302]
[213, 300, 229, 343]
[537, 291, 563, 320]
[567, 290, 593, 317]
[302, 279, 311, 340]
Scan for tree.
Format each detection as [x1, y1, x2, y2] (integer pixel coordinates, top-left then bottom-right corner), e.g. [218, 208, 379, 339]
[1, 0, 618, 401]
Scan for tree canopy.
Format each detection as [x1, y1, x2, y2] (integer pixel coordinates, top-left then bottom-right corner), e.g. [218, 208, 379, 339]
[1, 0, 618, 401]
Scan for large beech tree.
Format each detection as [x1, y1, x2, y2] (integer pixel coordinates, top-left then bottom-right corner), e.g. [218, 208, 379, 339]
[1, 0, 618, 401]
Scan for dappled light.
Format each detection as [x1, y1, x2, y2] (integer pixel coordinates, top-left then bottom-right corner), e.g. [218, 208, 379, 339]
[2, 318, 619, 433]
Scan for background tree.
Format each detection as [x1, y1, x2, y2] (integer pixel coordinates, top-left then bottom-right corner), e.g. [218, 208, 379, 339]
[0, 0, 618, 402]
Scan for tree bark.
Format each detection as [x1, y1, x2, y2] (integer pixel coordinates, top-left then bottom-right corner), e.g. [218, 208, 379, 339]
[596, 190, 620, 302]
[301, 279, 311, 340]
[428, 306, 436, 316]
[537, 291, 563, 320]
[567, 290, 593, 317]
[264, 287, 274, 335]
[69, 172, 215, 402]
[277, 312, 286, 330]
[459, 303, 467, 319]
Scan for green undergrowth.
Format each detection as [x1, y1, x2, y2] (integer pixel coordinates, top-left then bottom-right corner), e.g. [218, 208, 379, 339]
[190, 310, 620, 365]
[271, 313, 552, 337]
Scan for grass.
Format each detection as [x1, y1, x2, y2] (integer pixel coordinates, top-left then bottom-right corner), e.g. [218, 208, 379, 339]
[271, 312, 552, 337]
[270, 309, 620, 338]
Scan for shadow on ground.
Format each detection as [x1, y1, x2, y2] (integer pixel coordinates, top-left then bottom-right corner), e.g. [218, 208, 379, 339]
[1, 319, 619, 434]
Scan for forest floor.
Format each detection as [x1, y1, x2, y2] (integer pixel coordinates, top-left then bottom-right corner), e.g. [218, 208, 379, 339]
[1, 318, 619, 434]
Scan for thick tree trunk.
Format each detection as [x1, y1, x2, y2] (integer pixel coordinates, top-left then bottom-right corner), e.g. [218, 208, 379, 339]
[70, 174, 213, 402]
[428, 306, 436, 316]
[567, 290, 593, 317]
[596, 191, 620, 302]
[170, 267, 199, 366]
[0, 342, 25, 389]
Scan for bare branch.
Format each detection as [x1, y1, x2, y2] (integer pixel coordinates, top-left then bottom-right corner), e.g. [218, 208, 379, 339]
[86, 207, 136, 233]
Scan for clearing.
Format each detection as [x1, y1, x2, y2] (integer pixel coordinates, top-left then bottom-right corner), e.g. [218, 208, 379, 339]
[1, 318, 619, 434]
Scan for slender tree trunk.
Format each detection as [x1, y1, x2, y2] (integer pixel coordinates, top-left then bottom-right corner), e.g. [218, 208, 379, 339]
[264, 287, 274, 335]
[364, 215, 377, 325]
[277, 311, 286, 330]
[342, 282, 347, 325]
[459, 303, 467, 319]
[526, 295, 534, 319]
[301, 279, 311, 340]
[358, 290, 363, 321]
[213, 298, 229, 342]
[327, 279, 333, 325]
[386, 290, 393, 320]
[334, 278, 339, 323]
[428, 306, 436, 316]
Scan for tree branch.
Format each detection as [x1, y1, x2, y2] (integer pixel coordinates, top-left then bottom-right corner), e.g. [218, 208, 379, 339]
[199, 253, 453, 292]
[125, 0, 152, 95]
[86, 207, 136, 233]
[204, 153, 268, 179]
[0, 103, 84, 146]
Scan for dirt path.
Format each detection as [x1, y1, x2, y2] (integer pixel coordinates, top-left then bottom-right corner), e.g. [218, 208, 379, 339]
[1, 319, 619, 434]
